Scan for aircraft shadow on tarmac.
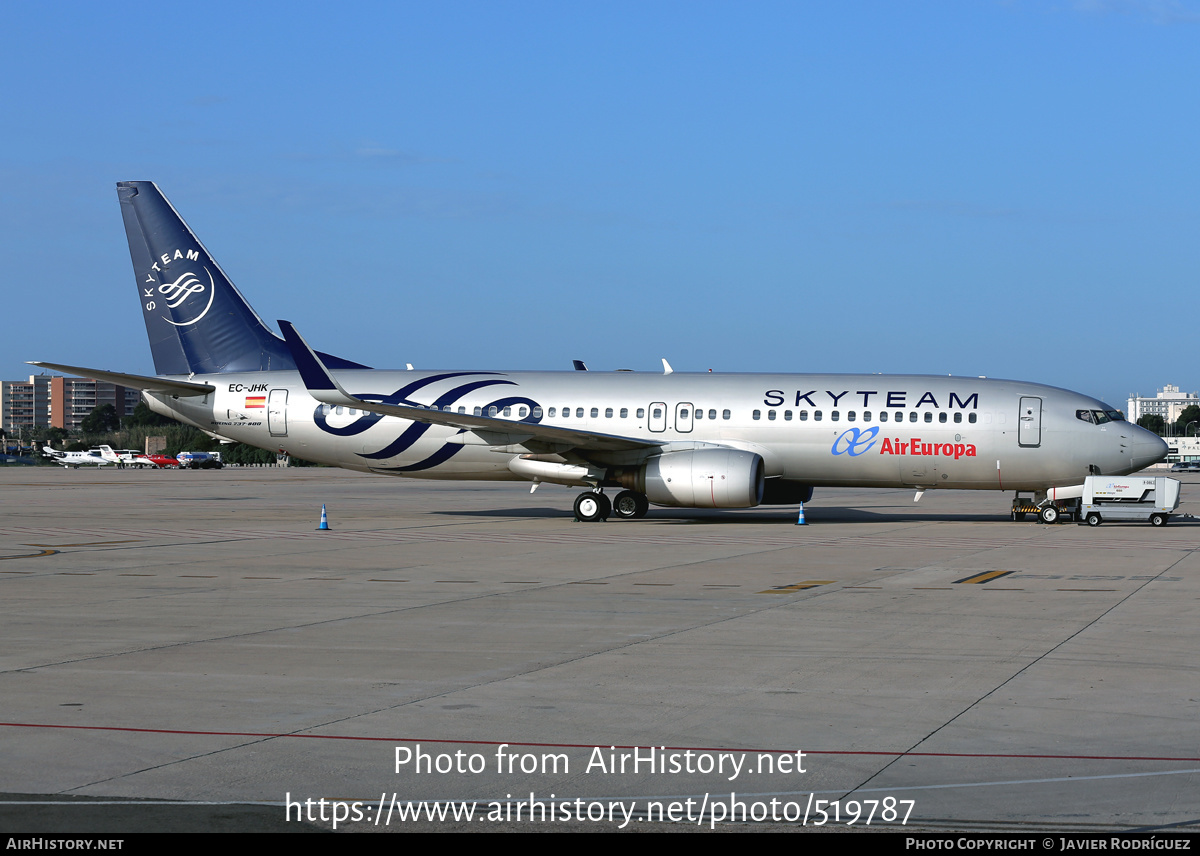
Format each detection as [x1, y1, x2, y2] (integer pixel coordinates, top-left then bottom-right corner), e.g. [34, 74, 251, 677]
[432, 506, 1012, 524]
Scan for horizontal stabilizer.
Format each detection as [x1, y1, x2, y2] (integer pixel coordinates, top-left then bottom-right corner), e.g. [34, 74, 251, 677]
[27, 362, 215, 396]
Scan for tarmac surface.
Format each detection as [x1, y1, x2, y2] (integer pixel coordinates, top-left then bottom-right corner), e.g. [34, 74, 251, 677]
[1, 465, 1198, 833]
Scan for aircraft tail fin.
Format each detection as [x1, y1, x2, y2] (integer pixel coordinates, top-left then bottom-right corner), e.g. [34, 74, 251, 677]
[117, 182, 368, 376]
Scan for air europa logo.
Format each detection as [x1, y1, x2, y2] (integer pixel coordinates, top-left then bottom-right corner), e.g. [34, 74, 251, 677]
[831, 427, 879, 456]
[880, 437, 976, 460]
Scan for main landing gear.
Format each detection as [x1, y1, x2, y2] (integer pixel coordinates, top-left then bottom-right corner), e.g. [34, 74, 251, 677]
[573, 489, 650, 522]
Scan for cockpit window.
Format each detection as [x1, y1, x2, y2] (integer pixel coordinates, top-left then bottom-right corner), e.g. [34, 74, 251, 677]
[1076, 409, 1094, 424]
[1093, 410, 1111, 425]
[1105, 410, 1125, 422]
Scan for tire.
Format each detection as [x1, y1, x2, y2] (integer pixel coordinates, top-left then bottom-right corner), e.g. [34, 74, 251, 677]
[574, 492, 610, 522]
[612, 490, 649, 520]
[1040, 505, 1059, 524]
[1087, 513, 1101, 527]
[1150, 513, 1167, 527]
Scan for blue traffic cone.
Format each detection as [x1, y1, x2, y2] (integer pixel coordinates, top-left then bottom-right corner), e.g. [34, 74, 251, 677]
[316, 504, 330, 530]
[796, 502, 806, 525]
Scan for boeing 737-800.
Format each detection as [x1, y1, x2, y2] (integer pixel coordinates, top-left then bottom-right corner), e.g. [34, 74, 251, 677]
[31, 182, 1167, 522]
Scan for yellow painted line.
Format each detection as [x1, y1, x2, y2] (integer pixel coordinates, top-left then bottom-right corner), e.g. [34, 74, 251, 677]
[0, 549, 58, 561]
[24, 540, 143, 548]
[759, 580, 835, 594]
[954, 571, 1014, 585]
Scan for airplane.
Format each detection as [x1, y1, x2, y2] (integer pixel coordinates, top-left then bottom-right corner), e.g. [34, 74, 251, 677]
[96, 445, 172, 469]
[43, 446, 110, 468]
[31, 182, 1168, 523]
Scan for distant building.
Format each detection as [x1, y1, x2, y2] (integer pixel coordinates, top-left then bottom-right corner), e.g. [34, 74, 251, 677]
[1127, 385, 1199, 427]
[0, 375, 138, 433]
[0, 375, 52, 434]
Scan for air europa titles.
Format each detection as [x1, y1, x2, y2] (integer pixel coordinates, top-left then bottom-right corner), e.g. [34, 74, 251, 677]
[830, 427, 977, 459]
[763, 389, 979, 410]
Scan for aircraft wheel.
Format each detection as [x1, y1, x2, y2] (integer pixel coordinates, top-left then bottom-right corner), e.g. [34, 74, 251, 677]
[1039, 505, 1059, 524]
[1086, 513, 1102, 527]
[1150, 513, 1168, 527]
[574, 492, 610, 522]
[612, 490, 649, 520]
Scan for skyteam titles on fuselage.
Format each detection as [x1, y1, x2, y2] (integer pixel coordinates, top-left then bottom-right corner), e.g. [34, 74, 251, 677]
[763, 389, 979, 410]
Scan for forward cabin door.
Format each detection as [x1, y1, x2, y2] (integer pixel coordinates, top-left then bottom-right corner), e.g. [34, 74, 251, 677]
[1018, 396, 1042, 447]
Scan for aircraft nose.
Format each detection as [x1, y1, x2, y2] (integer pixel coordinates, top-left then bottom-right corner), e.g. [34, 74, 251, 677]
[1129, 426, 1168, 471]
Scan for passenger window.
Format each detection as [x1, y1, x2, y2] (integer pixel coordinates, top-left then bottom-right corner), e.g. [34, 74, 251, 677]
[651, 408, 661, 419]
[458, 406, 466, 414]
[709, 409, 717, 420]
[518, 406, 527, 418]
[722, 409, 731, 420]
[474, 406, 482, 416]
[681, 408, 690, 419]
[924, 412, 932, 423]
[590, 407, 598, 418]
[784, 410, 792, 421]
[620, 408, 628, 418]
[939, 412, 947, 423]
[576, 408, 584, 418]
[638, 408, 646, 419]
[335, 406, 343, 415]
[348, 408, 357, 416]
[909, 412, 918, 422]
[503, 406, 512, 417]
[814, 410, 823, 421]
[753, 410, 762, 420]
[695, 409, 703, 420]
[863, 411, 872, 422]
[879, 411, 887, 423]
[488, 406, 498, 417]
[831, 411, 840, 422]
[548, 407, 556, 417]
[799, 410, 808, 421]
[605, 407, 613, 418]
[953, 412, 962, 423]
[847, 411, 856, 422]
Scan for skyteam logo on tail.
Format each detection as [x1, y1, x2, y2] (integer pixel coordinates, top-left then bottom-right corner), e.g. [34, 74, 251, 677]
[139, 246, 215, 327]
[158, 268, 216, 326]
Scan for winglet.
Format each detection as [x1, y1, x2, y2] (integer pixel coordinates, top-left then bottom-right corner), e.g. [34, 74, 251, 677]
[277, 320, 358, 407]
[662, 358, 673, 375]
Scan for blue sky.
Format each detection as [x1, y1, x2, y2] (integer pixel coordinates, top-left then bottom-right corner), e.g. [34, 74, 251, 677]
[2, 1, 1198, 408]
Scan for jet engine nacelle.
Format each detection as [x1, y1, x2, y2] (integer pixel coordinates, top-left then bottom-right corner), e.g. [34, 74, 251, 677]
[619, 449, 765, 509]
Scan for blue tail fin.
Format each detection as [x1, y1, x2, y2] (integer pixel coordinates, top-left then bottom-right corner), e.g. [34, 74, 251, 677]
[118, 181, 368, 375]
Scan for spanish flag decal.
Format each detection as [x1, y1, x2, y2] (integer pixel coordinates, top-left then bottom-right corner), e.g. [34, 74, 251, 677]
[245, 396, 266, 409]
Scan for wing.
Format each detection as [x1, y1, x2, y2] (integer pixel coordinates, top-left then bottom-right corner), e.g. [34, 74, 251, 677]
[27, 362, 215, 396]
[277, 320, 665, 455]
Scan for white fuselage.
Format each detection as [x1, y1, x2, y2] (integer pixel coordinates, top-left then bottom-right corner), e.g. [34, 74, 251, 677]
[147, 368, 1167, 494]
